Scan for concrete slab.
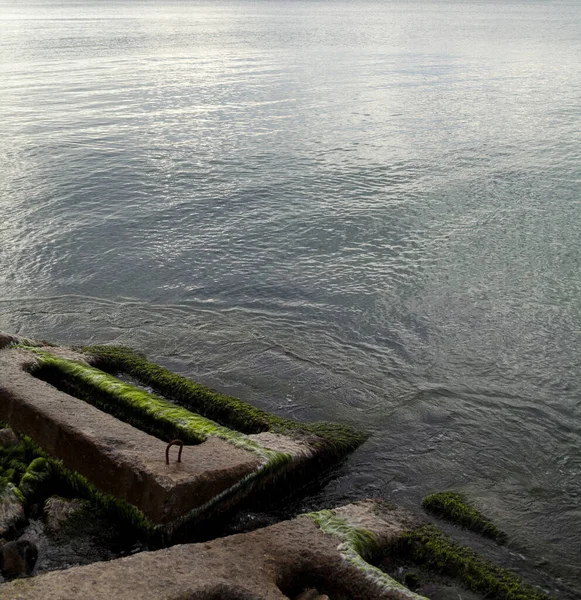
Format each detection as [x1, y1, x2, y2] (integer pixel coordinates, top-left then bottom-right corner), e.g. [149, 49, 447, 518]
[0, 501, 425, 600]
[0, 348, 261, 525]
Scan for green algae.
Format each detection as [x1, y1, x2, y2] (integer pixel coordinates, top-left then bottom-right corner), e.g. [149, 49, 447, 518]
[308, 509, 381, 560]
[28, 350, 278, 460]
[82, 344, 367, 456]
[11, 433, 156, 536]
[0, 430, 40, 489]
[18, 457, 52, 500]
[307, 509, 429, 600]
[0, 425, 152, 538]
[0, 476, 26, 538]
[50, 455, 156, 537]
[82, 345, 271, 433]
[422, 491, 507, 543]
[397, 524, 554, 600]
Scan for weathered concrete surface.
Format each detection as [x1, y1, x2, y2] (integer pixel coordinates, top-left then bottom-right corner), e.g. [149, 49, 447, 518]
[0, 333, 19, 351]
[247, 431, 313, 460]
[0, 501, 423, 600]
[0, 348, 261, 524]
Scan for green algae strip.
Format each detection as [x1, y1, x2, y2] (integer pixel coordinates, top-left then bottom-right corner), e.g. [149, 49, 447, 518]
[0, 425, 40, 493]
[0, 481, 25, 506]
[422, 491, 507, 543]
[27, 348, 279, 461]
[398, 524, 554, 600]
[84, 344, 270, 434]
[306, 509, 429, 600]
[82, 344, 367, 455]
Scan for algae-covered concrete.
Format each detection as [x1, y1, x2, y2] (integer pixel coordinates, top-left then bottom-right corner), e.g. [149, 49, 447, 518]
[0, 348, 261, 524]
[0, 334, 367, 534]
[1, 501, 425, 600]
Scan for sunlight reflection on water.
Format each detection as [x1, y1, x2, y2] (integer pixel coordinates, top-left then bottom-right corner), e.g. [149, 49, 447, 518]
[1, 0, 580, 594]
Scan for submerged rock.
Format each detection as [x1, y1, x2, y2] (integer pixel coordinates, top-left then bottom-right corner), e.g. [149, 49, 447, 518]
[0, 429, 18, 448]
[0, 483, 27, 538]
[0, 539, 38, 579]
[43, 497, 90, 535]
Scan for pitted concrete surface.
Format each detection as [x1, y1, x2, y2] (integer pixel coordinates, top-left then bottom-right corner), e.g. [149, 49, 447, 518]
[0, 503, 422, 600]
[0, 348, 261, 524]
[247, 432, 314, 460]
[333, 500, 419, 544]
[0, 333, 19, 350]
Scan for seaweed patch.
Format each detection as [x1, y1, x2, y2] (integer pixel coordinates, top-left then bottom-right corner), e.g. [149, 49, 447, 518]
[82, 344, 367, 457]
[396, 524, 554, 600]
[307, 509, 429, 600]
[422, 491, 507, 543]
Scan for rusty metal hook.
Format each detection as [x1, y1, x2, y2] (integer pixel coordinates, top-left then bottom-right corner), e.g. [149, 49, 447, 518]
[166, 439, 184, 465]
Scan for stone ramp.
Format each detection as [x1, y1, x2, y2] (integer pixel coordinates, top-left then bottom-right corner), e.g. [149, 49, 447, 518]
[1, 502, 426, 600]
[0, 348, 260, 524]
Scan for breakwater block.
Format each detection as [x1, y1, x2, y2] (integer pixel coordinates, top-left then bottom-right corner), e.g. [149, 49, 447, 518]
[0, 348, 260, 525]
[0, 500, 426, 600]
[0, 335, 366, 533]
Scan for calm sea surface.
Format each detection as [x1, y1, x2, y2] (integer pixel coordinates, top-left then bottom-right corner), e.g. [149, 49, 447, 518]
[1, 0, 580, 593]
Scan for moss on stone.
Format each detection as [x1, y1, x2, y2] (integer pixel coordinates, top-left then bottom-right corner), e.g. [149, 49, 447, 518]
[18, 457, 53, 500]
[0, 428, 148, 538]
[51, 455, 157, 537]
[0, 481, 26, 524]
[29, 351, 280, 460]
[14, 434, 156, 537]
[7, 344, 366, 539]
[0, 432, 39, 488]
[396, 524, 554, 600]
[81, 344, 367, 457]
[422, 491, 507, 543]
[82, 345, 271, 433]
[307, 509, 428, 600]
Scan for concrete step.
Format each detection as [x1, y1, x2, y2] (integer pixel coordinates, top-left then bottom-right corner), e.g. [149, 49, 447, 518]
[0, 501, 425, 600]
[0, 348, 261, 525]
